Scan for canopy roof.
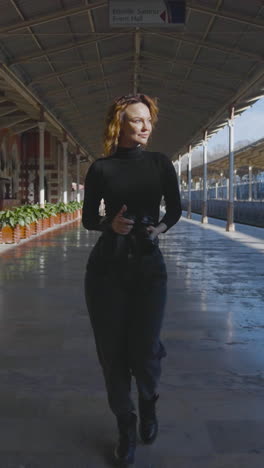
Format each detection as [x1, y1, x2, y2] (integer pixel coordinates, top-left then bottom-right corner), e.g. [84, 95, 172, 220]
[179, 137, 264, 179]
[0, 0, 264, 163]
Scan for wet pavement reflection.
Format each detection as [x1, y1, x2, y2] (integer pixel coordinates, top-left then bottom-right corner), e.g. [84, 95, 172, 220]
[0, 218, 264, 467]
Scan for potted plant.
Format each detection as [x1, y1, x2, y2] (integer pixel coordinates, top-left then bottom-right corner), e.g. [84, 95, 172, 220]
[37, 206, 52, 230]
[56, 202, 69, 223]
[0, 209, 21, 243]
[30, 204, 45, 234]
[13, 206, 38, 239]
[45, 203, 58, 227]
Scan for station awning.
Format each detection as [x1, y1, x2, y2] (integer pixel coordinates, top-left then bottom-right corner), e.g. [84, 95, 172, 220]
[0, 0, 263, 163]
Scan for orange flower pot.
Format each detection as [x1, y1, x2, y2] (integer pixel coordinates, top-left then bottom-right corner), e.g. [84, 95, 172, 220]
[30, 222, 37, 235]
[53, 214, 61, 224]
[20, 224, 31, 239]
[1, 225, 21, 243]
[35, 219, 42, 234]
[42, 218, 50, 230]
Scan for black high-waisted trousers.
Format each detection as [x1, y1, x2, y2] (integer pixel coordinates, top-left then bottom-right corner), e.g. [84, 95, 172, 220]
[84, 232, 167, 416]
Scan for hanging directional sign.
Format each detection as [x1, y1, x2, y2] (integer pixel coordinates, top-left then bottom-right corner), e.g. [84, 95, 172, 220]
[109, 1, 186, 27]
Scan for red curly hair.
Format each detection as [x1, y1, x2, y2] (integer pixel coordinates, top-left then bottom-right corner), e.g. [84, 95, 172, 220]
[103, 94, 159, 157]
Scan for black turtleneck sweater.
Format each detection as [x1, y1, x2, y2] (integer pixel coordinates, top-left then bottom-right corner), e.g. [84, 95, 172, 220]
[82, 145, 182, 233]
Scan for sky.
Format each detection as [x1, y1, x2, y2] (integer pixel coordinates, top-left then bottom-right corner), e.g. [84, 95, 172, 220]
[178, 97, 264, 170]
[207, 97, 264, 153]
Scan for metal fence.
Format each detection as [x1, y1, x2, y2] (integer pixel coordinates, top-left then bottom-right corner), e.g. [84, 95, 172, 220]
[182, 181, 264, 201]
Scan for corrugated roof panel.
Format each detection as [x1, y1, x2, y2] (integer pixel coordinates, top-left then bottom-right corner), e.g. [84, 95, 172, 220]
[187, 69, 239, 91]
[62, 0, 84, 8]
[32, 18, 75, 50]
[60, 69, 98, 87]
[195, 47, 229, 68]
[69, 11, 94, 34]
[48, 49, 83, 71]
[173, 42, 198, 61]
[68, 83, 107, 98]
[143, 35, 181, 59]
[15, 0, 61, 19]
[1, 33, 38, 58]
[92, 4, 112, 32]
[0, 0, 21, 27]
[197, 0, 222, 8]
[103, 60, 132, 75]
[84, 67, 105, 81]
[166, 64, 191, 80]
[108, 83, 134, 98]
[44, 93, 72, 107]
[207, 16, 256, 48]
[78, 41, 101, 62]
[139, 62, 173, 75]
[186, 10, 213, 40]
[74, 94, 109, 107]
[20, 60, 53, 78]
[99, 35, 133, 57]
[35, 77, 66, 93]
[238, 26, 264, 56]
[222, 0, 263, 16]
[220, 56, 257, 75]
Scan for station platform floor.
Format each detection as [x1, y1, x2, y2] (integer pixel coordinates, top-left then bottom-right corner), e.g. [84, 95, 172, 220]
[0, 213, 264, 468]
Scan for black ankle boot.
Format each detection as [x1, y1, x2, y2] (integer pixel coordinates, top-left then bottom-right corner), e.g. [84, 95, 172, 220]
[114, 411, 137, 466]
[138, 394, 159, 444]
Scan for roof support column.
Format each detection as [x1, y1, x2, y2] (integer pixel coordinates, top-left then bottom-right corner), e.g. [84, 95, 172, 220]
[187, 145, 192, 219]
[226, 107, 235, 232]
[38, 121, 46, 208]
[220, 172, 224, 199]
[178, 154, 181, 195]
[215, 181, 218, 199]
[62, 137, 68, 204]
[248, 165, 253, 201]
[234, 169, 237, 200]
[201, 130, 208, 224]
[76, 150, 81, 203]
[57, 141, 62, 202]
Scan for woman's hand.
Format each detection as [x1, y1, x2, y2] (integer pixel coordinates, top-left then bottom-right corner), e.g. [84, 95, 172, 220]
[111, 205, 135, 235]
[146, 222, 167, 240]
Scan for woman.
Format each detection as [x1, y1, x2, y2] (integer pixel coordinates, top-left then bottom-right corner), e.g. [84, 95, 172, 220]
[82, 94, 182, 466]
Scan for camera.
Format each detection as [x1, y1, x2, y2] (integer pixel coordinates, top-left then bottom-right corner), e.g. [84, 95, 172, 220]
[123, 213, 158, 253]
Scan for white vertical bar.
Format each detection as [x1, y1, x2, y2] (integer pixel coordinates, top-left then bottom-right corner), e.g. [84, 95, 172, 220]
[187, 145, 192, 219]
[226, 108, 235, 232]
[38, 121, 46, 208]
[178, 154, 181, 195]
[62, 140, 68, 204]
[76, 153, 81, 203]
[202, 131, 208, 224]
[248, 165, 253, 201]
[234, 169, 237, 201]
[57, 142, 62, 202]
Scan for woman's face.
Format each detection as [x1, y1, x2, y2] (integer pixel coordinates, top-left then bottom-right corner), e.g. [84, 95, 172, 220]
[119, 102, 152, 147]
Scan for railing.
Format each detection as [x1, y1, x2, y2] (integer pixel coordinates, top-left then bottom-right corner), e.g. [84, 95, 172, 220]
[180, 196, 264, 227]
[181, 181, 264, 201]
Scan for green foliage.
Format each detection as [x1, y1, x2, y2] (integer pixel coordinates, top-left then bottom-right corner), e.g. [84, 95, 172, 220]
[0, 210, 18, 228]
[0, 201, 82, 228]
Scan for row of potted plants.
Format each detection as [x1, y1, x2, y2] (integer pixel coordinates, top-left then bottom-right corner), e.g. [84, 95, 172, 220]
[0, 201, 83, 244]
